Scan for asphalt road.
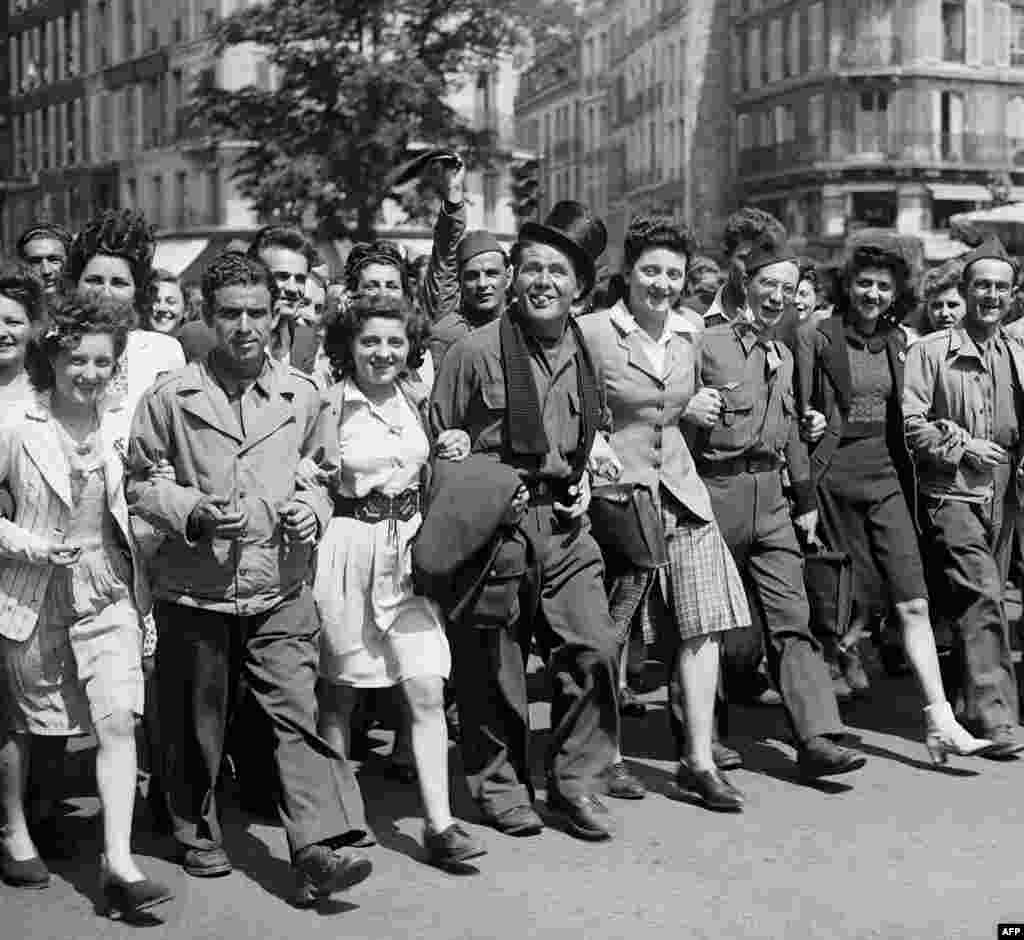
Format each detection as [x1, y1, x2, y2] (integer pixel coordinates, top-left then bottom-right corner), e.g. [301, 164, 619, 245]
[5, 644, 1024, 940]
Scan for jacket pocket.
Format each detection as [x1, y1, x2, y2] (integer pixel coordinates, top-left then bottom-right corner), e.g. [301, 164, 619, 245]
[719, 387, 754, 428]
[480, 381, 507, 413]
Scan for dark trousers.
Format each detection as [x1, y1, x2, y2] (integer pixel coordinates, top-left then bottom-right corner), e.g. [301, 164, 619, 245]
[919, 497, 1020, 733]
[705, 469, 842, 743]
[154, 589, 367, 858]
[449, 507, 619, 816]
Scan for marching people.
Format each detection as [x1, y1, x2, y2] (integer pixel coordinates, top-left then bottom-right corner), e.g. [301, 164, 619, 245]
[310, 293, 486, 869]
[795, 236, 995, 763]
[579, 215, 752, 811]
[68, 210, 185, 421]
[125, 251, 373, 902]
[16, 222, 72, 310]
[426, 201, 622, 841]
[686, 233, 866, 781]
[0, 295, 171, 917]
[903, 238, 1024, 758]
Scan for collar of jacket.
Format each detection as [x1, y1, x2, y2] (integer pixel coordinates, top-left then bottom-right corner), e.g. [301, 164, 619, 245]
[179, 355, 280, 400]
[946, 325, 1010, 361]
[608, 299, 696, 338]
[24, 388, 128, 423]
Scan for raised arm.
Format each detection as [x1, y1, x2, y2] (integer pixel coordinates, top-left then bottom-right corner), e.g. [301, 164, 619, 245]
[419, 159, 468, 323]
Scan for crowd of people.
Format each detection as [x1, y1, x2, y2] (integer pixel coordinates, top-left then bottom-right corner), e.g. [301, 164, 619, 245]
[1, 151, 1023, 922]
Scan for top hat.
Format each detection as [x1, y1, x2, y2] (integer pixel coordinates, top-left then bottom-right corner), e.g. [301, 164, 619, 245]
[518, 200, 608, 297]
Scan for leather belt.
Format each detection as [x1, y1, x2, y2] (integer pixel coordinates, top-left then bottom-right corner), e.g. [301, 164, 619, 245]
[697, 455, 781, 477]
[332, 488, 421, 523]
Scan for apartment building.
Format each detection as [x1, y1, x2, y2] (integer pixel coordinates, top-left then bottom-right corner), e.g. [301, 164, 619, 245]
[733, 0, 1024, 259]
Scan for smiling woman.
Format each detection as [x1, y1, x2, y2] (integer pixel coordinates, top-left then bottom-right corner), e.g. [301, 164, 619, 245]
[0, 261, 45, 411]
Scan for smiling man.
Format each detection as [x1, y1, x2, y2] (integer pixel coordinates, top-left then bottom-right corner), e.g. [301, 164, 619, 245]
[127, 251, 373, 902]
[429, 201, 622, 842]
[689, 235, 867, 783]
[904, 237, 1024, 757]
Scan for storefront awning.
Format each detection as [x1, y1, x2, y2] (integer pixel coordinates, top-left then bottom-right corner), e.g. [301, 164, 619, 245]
[918, 230, 971, 263]
[927, 183, 993, 203]
[153, 238, 209, 277]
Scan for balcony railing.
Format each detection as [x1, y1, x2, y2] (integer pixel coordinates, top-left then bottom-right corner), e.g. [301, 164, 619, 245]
[738, 132, 1024, 178]
[836, 35, 902, 69]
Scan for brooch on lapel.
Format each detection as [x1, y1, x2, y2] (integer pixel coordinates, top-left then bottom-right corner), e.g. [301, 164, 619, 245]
[897, 351, 906, 363]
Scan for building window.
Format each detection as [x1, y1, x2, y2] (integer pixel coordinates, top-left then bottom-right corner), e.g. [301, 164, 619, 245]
[768, 17, 783, 82]
[124, 0, 136, 59]
[737, 112, 752, 150]
[149, 27, 159, 50]
[98, 92, 112, 158]
[808, 2, 824, 70]
[786, 10, 801, 76]
[857, 89, 889, 153]
[1012, 2, 1024, 66]
[97, 1, 110, 67]
[808, 92, 825, 157]
[123, 87, 137, 155]
[939, 90, 965, 159]
[151, 175, 164, 227]
[126, 177, 138, 210]
[852, 191, 897, 228]
[175, 171, 189, 227]
[942, 1, 965, 62]
[747, 23, 761, 89]
[203, 7, 216, 31]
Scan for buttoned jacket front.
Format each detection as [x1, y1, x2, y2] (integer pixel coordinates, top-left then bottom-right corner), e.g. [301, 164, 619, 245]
[0, 393, 150, 641]
[903, 325, 1024, 501]
[126, 358, 333, 614]
[578, 302, 713, 522]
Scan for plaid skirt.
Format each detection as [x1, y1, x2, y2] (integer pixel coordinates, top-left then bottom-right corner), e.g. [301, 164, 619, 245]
[607, 493, 751, 645]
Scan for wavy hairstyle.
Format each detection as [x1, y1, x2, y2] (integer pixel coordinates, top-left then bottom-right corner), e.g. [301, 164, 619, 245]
[343, 240, 410, 297]
[921, 259, 965, 300]
[26, 292, 134, 391]
[721, 208, 786, 259]
[15, 222, 73, 261]
[201, 251, 279, 315]
[0, 261, 45, 324]
[839, 244, 916, 324]
[67, 210, 156, 293]
[622, 214, 697, 274]
[323, 293, 427, 383]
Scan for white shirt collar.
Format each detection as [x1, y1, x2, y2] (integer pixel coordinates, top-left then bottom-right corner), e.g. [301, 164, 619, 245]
[608, 300, 695, 341]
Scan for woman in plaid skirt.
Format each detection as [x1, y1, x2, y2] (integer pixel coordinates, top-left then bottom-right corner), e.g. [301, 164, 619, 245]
[579, 215, 752, 812]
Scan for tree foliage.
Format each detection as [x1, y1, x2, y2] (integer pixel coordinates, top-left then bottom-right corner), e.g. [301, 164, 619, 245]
[190, 0, 578, 239]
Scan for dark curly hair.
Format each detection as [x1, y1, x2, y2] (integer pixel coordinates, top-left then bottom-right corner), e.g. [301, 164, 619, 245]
[722, 208, 786, 259]
[623, 214, 697, 274]
[797, 258, 820, 290]
[67, 210, 155, 296]
[840, 245, 916, 324]
[247, 224, 319, 267]
[0, 261, 45, 324]
[323, 294, 427, 383]
[16, 222, 73, 261]
[27, 292, 134, 391]
[344, 241, 410, 297]
[201, 251, 279, 315]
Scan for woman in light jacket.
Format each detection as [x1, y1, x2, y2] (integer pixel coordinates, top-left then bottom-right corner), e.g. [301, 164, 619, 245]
[0, 295, 170, 917]
[579, 215, 752, 812]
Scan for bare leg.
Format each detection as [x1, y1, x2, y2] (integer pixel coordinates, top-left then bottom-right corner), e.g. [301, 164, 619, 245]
[0, 732, 37, 861]
[894, 598, 948, 707]
[611, 641, 630, 764]
[678, 636, 720, 773]
[401, 676, 453, 834]
[93, 712, 144, 881]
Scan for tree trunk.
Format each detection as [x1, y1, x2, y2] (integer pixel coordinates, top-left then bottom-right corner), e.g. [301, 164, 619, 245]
[353, 204, 377, 242]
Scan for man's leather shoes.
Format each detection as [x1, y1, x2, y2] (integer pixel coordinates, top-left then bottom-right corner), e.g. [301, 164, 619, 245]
[293, 846, 372, 907]
[546, 789, 614, 841]
[675, 763, 744, 812]
[712, 741, 743, 770]
[482, 804, 544, 837]
[181, 846, 233, 878]
[797, 735, 866, 779]
[604, 761, 646, 799]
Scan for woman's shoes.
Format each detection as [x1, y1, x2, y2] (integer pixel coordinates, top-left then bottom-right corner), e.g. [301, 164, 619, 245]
[924, 701, 996, 765]
[98, 857, 173, 920]
[0, 846, 50, 889]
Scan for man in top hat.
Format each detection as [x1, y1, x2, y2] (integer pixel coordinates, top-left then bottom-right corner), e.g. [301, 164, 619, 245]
[687, 233, 867, 780]
[429, 200, 621, 842]
[904, 237, 1024, 756]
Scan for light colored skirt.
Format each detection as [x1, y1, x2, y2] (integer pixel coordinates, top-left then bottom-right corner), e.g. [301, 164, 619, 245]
[313, 513, 450, 689]
[1, 545, 144, 735]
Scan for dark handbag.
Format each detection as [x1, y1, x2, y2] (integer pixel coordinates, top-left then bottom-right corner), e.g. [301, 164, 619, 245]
[803, 545, 853, 639]
[588, 483, 668, 570]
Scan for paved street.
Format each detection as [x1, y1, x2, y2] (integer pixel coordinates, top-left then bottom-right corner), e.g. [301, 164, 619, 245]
[6, 644, 1024, 940]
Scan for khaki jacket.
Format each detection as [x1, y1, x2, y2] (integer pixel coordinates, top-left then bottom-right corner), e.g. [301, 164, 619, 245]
[126, 358, 332, 615]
